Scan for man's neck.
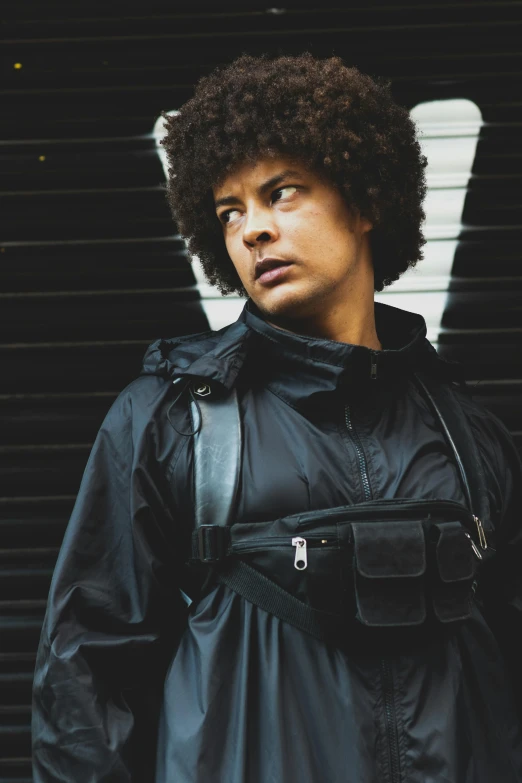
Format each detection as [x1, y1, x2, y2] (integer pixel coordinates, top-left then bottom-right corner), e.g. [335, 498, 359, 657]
[266, 302, 382, 351]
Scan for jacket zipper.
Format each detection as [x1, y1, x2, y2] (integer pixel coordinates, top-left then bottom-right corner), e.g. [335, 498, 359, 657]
[345, 400, 400, 780]
[344, 404, 372, 502]
[380, 658, 401, 783]
[370, 351, 378, 379]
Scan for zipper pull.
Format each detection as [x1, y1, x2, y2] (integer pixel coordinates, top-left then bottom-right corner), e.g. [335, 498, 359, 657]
[473, 515, 488, 550]
[370, 352, 378, 380]
[292, 537, 308, 570]
[465, 532, 483, 561]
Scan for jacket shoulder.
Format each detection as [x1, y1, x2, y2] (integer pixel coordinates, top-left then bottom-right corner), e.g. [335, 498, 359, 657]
[451, 383, 521, 529]
[103, 374, 173, 425]
[454, 384, 516, 449]
[91, 375, 185, 474]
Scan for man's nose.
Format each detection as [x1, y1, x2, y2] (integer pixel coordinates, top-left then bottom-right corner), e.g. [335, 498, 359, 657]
[242, 207, 278, 248]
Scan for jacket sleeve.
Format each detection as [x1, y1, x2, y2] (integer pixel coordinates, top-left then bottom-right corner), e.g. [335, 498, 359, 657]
[32, 384, 187, 782]
[468, 400, 522, 716]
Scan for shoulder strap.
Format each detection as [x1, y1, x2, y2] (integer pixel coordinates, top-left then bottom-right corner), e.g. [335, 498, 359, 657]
[413, 372, 490, 529]
[189, 383, 242, 562]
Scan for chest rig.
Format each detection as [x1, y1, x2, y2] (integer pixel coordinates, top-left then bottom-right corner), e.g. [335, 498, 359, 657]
[182, 373, 494, 644]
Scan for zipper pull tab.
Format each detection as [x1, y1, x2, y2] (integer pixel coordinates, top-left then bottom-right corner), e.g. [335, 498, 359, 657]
[465, 532, 483, 561]
[292, 537, 308, 570]
[370, 352, 378, 380]
[473, 515, 488, 550]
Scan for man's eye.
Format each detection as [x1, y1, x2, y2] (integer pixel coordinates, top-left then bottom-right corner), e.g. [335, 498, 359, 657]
[273, 186, 298, 201]
[221, 208, 240, 224]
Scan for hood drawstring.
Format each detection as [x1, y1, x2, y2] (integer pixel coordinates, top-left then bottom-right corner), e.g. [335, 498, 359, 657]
[167, 377, 203, 437]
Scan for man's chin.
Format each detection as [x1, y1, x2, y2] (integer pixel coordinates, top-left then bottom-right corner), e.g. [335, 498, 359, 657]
[249, 285, 321, 325]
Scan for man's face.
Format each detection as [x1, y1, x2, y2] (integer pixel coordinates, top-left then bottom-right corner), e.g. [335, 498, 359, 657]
[213, 155, 373, 323]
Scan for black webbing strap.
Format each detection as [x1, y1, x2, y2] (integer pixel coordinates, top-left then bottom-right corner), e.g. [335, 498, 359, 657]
[413, 373, 490, 526]
[190, 384, 241, 561]
[215, 559, 340, 642]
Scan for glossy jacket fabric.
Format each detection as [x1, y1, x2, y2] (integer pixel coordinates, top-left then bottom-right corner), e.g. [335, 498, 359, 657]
[32, 300, 522, 782]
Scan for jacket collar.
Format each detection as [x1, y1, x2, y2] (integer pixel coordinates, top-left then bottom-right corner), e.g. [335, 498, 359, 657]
[142, 298, 456, 409]
[240, 299, 446, 410]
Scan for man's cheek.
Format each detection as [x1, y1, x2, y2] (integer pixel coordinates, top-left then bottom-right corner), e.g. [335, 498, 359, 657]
[226, 243, 244, 271]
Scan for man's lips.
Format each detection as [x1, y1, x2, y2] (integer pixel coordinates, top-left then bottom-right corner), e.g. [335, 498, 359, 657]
[254, 258, 293, 281]
[256, 263, 294, 285]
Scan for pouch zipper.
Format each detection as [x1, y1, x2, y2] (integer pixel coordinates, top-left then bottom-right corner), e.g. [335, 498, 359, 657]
[380, 658, 401, 783]
[297, 497, 476, 527]
[292, 536, 308, 570]
[344, 404, 372, 502]
[230, 500, 487, 564]
[231, 533, 333, 566]
[232, 534, 331, 551]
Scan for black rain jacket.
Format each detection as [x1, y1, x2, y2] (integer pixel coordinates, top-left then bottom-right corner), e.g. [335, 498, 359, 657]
[32, 299, 522, 782]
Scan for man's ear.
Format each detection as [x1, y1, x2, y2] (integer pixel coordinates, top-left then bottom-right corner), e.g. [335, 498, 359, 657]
[348, 206, 372, 234]
[360, 214, 373, 234]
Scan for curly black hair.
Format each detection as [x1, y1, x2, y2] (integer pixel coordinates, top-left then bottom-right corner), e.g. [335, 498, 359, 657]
[161, 52, 427, 294]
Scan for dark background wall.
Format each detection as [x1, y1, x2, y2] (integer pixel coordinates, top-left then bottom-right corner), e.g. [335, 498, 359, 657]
[1, 2, 521, 779]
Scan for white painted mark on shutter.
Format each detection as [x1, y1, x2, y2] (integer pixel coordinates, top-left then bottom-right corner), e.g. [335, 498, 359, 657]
[376, 99, 483, 345]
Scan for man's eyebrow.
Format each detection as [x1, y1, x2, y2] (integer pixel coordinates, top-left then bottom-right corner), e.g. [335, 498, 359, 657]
[214, 169, 304, 210]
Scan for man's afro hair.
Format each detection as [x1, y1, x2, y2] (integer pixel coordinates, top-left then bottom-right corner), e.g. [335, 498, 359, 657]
[161, 52, 427, 294]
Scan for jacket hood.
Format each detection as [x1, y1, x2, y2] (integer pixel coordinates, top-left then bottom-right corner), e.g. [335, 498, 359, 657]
[141, 299, 458, 408]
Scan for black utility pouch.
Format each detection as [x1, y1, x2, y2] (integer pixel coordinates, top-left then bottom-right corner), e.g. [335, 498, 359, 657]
[201, 498, 484, 640]
[430, 520, 475, 622]
[352, 520, 427, 627]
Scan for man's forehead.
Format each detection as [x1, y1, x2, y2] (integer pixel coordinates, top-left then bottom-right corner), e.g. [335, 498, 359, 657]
[213, 156, 310, 199]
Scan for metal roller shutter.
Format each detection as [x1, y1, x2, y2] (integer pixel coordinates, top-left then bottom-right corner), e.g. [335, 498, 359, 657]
[1, 3, 521, 779]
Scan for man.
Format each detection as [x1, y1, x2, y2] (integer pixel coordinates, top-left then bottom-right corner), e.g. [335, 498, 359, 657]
[33, 53, 522, 782]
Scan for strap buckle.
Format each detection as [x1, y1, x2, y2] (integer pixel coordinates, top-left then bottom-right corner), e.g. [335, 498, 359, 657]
[196, 525, 228, 563]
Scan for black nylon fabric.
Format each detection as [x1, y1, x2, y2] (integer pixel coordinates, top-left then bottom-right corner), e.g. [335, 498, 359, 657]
[32, 300, 522, 782]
